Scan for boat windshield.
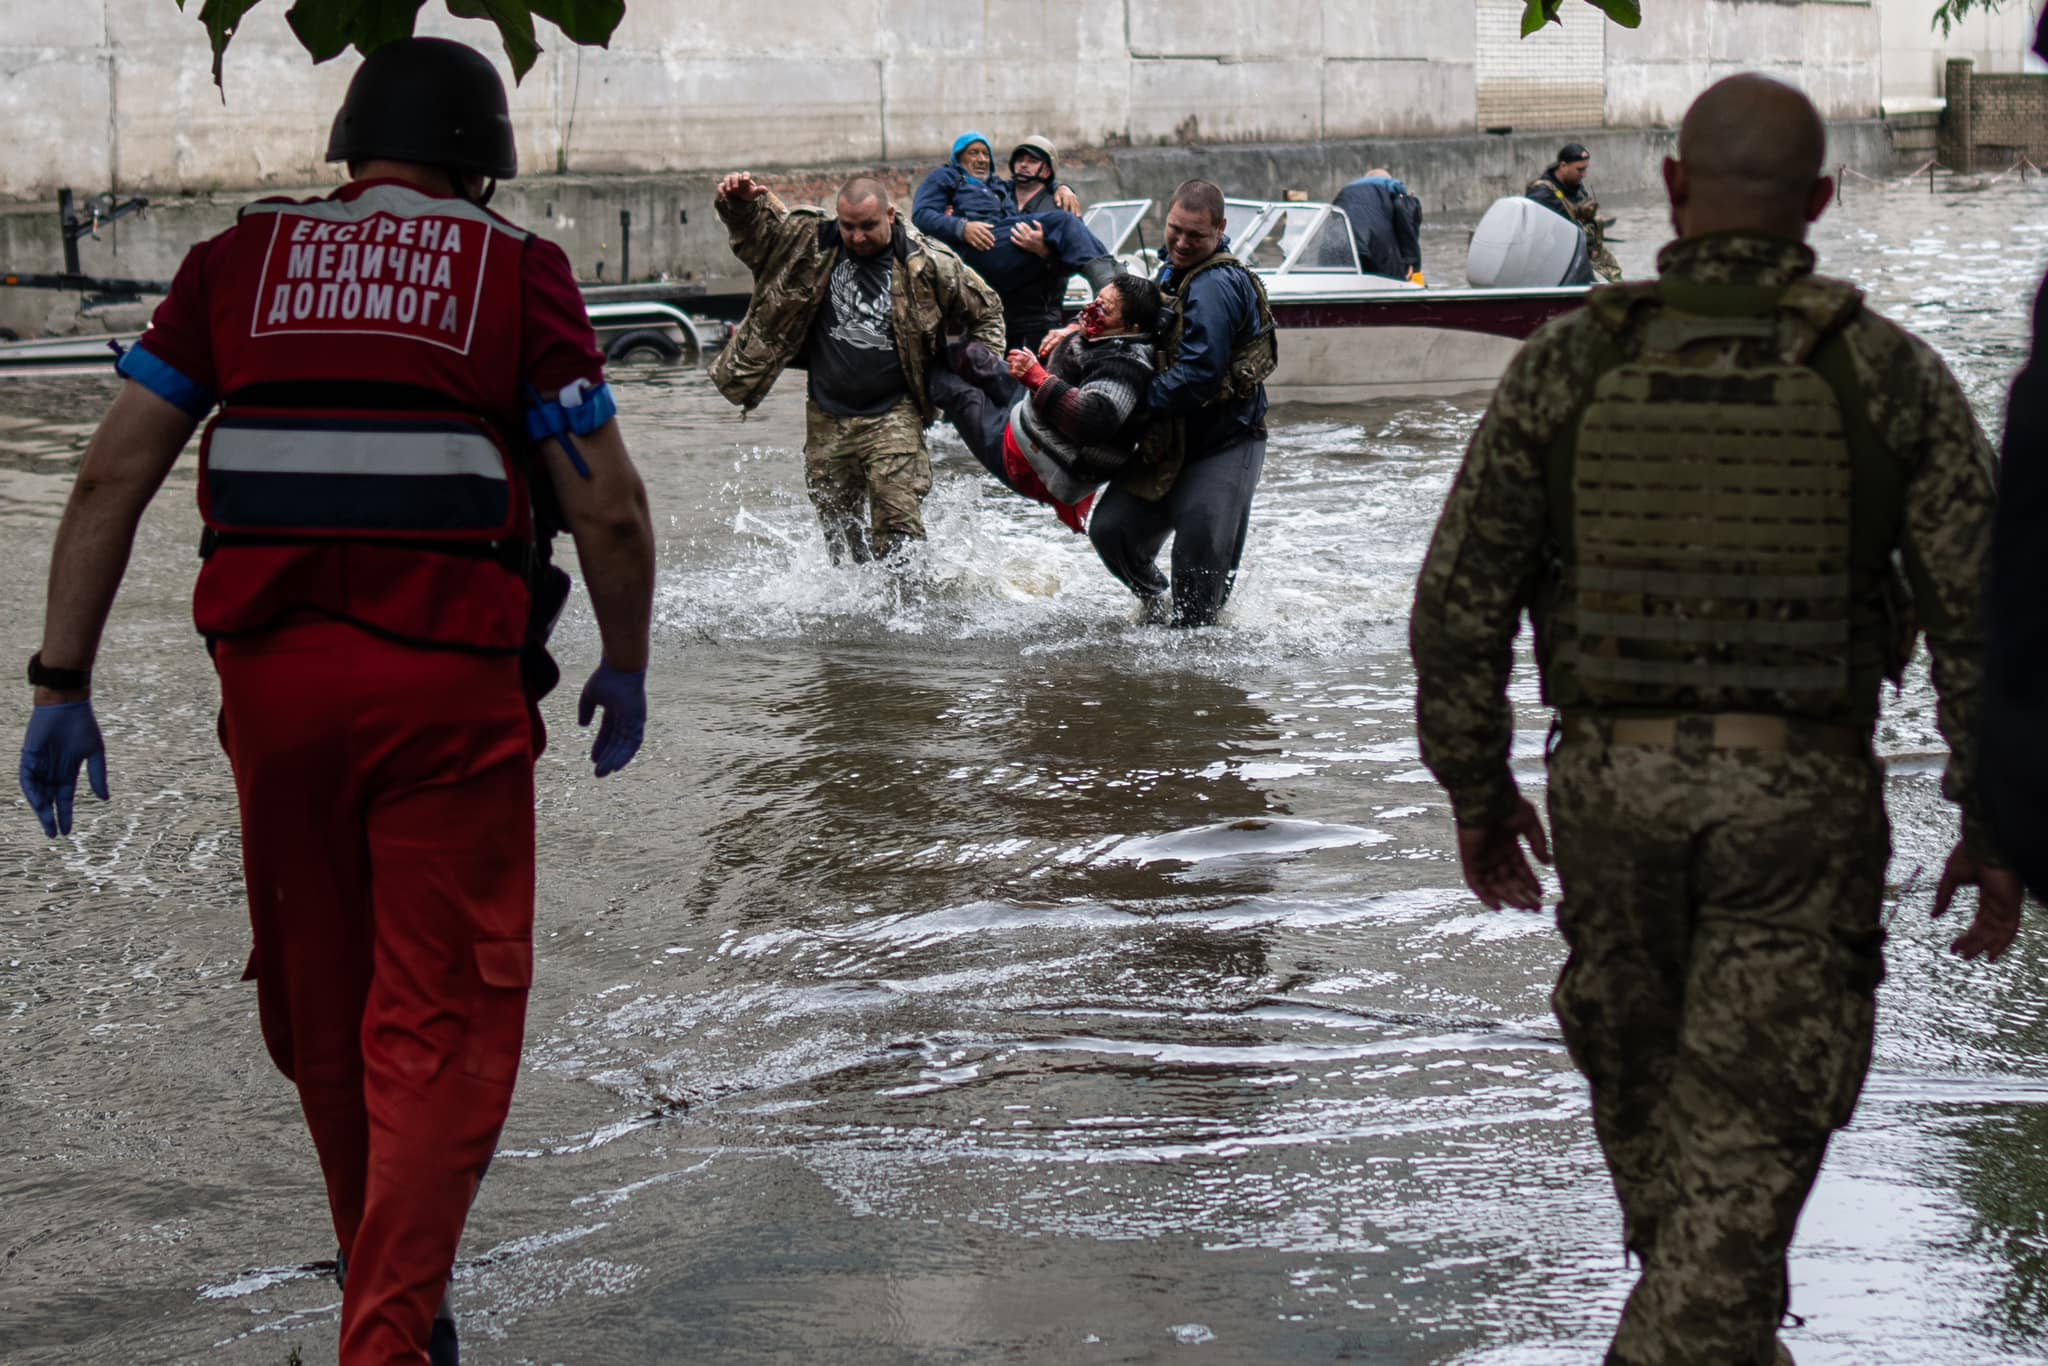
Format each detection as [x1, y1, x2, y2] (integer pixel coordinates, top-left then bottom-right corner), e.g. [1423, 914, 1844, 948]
[1224, 199, 1269, 251]
[1241, 206, 1313, 271]
[1082, 200, 1152, 255]
[1289, 210, 1360, 273]
[1238, 205, 1359, 274]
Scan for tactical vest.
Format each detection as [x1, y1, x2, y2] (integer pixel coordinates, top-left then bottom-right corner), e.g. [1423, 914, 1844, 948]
[1121, 251, 1278, 500]
[1157, 250, 1278, 403]
[1542, 274, 1911, 724]
[187, 182, 541, 653]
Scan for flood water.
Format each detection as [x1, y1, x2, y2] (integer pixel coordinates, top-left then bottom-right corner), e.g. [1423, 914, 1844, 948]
[6, 177, 2048, 1366]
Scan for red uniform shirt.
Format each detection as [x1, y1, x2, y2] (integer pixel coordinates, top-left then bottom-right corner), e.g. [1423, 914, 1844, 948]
[128, 178, 607, 651]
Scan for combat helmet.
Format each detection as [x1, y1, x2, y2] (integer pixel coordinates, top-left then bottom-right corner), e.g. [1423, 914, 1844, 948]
[325, 37, 518, 181]
[1009, 134, 1059, 183]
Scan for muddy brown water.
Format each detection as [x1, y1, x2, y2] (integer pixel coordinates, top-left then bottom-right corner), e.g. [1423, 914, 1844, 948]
[6, 180, 2048, 1365]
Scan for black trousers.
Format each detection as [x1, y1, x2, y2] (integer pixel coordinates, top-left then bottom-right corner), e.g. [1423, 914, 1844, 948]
[928, 364, 1024, 493]
[1087, 436, 1266, 627]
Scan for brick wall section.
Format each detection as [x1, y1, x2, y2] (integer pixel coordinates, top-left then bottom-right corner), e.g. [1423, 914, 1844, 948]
[1972, 72, 2048, 163]
[1944, 59, 2048, 172]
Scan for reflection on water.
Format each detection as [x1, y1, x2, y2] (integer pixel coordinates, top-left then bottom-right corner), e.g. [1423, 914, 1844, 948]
[3, 182, 2048, 1364]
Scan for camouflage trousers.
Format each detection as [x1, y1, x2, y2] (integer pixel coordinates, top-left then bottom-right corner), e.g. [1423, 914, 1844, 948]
[1546, 717, 1890, 1366]
[1591, 239, 1623, 284]
[804, 400, 931, 564]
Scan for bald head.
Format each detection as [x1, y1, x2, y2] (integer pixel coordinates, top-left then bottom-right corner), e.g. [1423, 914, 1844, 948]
[1666, 74, 1833, 241]
[835, 177, 897, 257]
[838, 177, 890, 212]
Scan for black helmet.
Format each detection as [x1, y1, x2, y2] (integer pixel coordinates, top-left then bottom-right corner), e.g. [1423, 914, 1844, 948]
[325, 37, 517, 180]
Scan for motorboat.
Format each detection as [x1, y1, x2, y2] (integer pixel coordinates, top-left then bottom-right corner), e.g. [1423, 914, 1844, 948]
[1070, 198, 1588, 404]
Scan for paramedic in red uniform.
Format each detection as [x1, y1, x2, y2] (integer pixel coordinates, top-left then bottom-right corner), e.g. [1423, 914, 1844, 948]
[14, 38, 656, 1366]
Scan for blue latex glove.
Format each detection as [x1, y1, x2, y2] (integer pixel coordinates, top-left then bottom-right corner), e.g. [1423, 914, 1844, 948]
[19, 700, 109, 837]
[576, 662, 646, 778]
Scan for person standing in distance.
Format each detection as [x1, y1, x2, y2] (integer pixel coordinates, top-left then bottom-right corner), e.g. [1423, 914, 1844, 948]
[1529, 142, 1621, 283]
[1411, 75, 2019, 1366]
[1088, 179, 1275, 627]
[711, 172, 1004, 564]
[15, 37, 656, 1365]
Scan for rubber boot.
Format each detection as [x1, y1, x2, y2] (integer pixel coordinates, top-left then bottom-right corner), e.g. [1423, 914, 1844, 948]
[429, 1306, 459, 1366]
[1079, 255, 1119, 294]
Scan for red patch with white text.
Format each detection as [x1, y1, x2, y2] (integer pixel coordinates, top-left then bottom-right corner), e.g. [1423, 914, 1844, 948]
[247, 209, 492, 354]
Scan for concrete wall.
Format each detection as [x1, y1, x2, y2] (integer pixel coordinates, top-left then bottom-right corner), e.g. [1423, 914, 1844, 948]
[1881, 0, 2043, 104]
[1607, 0, 1882, 127]
[3, 0, 1890, 202]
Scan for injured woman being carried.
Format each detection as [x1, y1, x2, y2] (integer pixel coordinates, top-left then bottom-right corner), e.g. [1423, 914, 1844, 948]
[927, 272, 1162, 533]
[913, 132, 1118, 352]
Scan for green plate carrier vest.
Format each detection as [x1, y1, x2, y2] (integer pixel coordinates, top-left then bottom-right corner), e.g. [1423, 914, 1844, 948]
[1120, 251, 1278, 501]
[1546, 273, 1907, 722]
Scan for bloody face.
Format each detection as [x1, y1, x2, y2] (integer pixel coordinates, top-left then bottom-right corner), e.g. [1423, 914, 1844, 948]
[1080, 284, 1125, 335]
[837, 195, 896, 257]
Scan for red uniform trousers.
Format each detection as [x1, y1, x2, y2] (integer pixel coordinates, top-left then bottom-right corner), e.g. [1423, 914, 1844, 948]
[215, 619, 536, 1365]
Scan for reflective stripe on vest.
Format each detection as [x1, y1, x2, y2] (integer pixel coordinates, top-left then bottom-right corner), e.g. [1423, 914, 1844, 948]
[199, 408, 517, 541]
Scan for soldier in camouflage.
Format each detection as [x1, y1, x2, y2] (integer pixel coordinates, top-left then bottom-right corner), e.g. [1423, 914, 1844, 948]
[1411, 75, 2023, 1366]
[711, 172, 1004, 562]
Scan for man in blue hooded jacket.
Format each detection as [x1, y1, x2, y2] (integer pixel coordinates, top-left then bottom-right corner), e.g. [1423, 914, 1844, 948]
[913, 131, 1115, 350]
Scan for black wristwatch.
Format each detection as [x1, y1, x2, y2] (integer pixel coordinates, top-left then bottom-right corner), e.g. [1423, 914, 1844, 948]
[26, 652, 90, 691]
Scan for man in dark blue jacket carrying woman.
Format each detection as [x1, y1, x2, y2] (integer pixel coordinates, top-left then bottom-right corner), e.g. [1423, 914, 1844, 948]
[1088, 179, 1275, 629]
[914, 131, 1116, 351]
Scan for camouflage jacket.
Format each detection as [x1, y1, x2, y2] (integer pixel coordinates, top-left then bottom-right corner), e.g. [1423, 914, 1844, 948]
[709, 191, 1005, 420]
[1409, 231, 2000, 856]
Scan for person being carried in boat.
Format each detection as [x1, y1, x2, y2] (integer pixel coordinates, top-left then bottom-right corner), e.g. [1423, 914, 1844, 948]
[927, 272, 1163, 533]
[1333, 168, 1424, 284]
[1528, 142, 1622, 283]
[913, 131, 1118, 352]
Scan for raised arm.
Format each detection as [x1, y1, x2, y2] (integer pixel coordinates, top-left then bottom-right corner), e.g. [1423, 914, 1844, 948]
[715, 174, 808, 277]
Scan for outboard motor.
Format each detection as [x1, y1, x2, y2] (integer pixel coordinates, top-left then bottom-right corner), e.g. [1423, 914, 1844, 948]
[1466, 196, 1595, 288]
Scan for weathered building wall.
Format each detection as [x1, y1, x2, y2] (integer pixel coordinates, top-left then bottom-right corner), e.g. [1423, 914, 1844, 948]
[1605, 0, 1881, 127]
[1881, 0, 2043, 104]
[3, 0, 1884, 202]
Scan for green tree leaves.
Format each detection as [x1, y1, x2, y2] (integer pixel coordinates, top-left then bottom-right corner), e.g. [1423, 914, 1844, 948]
[1518, 0, 2003, 37]
[1932, 0, 2009, 35]
[189, 0, 624, 90]
[1520, 0, 1643, 38]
